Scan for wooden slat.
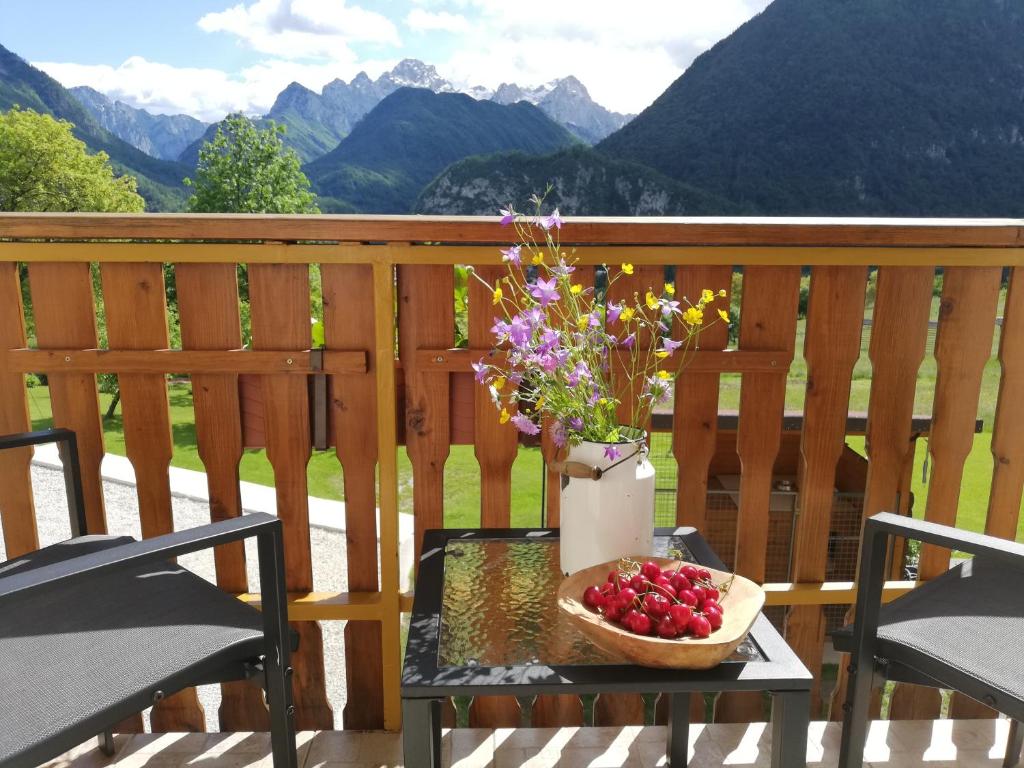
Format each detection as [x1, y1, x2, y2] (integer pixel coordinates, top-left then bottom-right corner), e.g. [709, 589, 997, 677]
[786, 266, 867, 718]
[398, 265, 454, 558]
[918, 267, 1001, 577]
[718, 265, 800, 725]
[28, 263, 108, 538]
[4, 212, 1024, 248]
[249, 263, 333, 730]
[102, 262, 205, 733]
[594, 694, 645, 726]
[466, 264, 522, 729]
[673, 265, 733, 529]
[887, 685, 943, 720]
[0, 262, 37, 557]
[828, 267, 933, 722]
[176, 262, 267, 731]
[5, 348, 366, 374]
[322, 263, 385, 729]
[531, 696, 584, 728]
[987, 266, 1024, 540]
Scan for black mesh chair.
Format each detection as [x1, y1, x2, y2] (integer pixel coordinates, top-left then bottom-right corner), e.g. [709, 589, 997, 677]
[0, 429, 298, 768]
[836, 512, 1024, 768]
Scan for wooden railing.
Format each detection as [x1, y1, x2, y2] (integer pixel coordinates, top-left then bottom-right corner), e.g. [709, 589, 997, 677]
[0, 213, 1022, 732]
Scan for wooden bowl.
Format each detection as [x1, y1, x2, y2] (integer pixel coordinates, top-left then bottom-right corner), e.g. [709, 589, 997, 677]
[557, 557, 765, 670]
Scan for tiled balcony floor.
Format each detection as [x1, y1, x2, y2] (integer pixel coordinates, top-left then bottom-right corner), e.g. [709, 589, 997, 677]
[43, 719, 1018, 768]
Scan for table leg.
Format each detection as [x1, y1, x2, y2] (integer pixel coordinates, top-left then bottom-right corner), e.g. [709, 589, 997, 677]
[666, 693, 690, 766]
[770, 690, 810, 768]
[403, 698, 442, 768]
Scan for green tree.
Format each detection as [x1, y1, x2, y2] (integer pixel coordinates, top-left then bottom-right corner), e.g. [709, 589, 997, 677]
[185, 115, 319, 213]
[0, 107, 145, 212]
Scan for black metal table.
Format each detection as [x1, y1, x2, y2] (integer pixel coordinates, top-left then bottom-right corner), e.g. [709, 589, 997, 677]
[401, 527, 812, 767]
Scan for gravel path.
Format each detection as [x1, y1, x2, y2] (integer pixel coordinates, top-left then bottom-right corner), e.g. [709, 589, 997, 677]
[1, 464, 350, 732]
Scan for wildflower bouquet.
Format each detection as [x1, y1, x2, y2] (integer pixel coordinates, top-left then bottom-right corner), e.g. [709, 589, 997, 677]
[471, 194, 727, 461]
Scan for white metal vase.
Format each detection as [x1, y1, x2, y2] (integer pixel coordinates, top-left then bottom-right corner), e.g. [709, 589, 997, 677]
[557, 429, 655, 576]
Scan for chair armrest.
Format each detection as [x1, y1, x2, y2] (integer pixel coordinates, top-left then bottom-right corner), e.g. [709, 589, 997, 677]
[0, 428, 87, 536]
[0, 512, 280, 602]
[869, 512, 1024, 567]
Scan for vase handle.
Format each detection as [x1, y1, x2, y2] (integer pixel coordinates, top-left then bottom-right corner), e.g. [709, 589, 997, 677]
[549, 460, 604, 481]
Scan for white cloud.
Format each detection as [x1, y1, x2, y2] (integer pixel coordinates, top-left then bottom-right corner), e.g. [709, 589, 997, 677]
[405, 9, 471, 34]
[198, 0, 400, 59]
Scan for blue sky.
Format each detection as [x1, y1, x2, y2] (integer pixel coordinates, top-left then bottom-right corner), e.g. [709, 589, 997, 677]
[1, 0, 770, 121]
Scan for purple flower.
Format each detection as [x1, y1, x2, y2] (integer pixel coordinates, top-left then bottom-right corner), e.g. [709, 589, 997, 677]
[551, 258, 575, 277]
[661, 300, 681, 317]
[499, 208, 516, 226]
[509, 314, 531, 347]
[661, 337, 684, 356]
[538, 353, 559, 374]
[622, 333, 636, 349]
[472, 358, 487, 384]
[551, 421, 567, 449]
[587, 312, 601, 328]
[500, 244, 522, 265]
[537, 327, 560, 353]
[539, 209, 563, 231]
[511, 412, 540, 435]
[531, 277, 561, 307]
[525, 306, 545, 327]
[606, 303, 623, 323]
[569, 417, 584, 432]
[508, 371, 524, 386]
[491, 318, 510, 340]
[573, 361, 592, 381]
[604, 444, 621, 461]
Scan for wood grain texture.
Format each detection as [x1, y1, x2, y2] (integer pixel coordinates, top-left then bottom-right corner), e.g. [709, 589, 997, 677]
[28, 263, 108, 537]
[397, 264, 453, 558]
[887, 684, 943, 720]
[531, 696, 584, 728]
[0, 262, 37, 557]
[673, 266, 732, 529]
[787, 266, 867, 716]
[734, 266, 801, 582]
[102, 262, 205, 733]
[469, 265, 518, 528]
[4, 212, 1024, 249]
[176, 262, 268, 731]
[322, 263, 385, 729]
[919, 267, 1002, 579]
[986, 266, 1024, 541]
[249, 263, 333, 730]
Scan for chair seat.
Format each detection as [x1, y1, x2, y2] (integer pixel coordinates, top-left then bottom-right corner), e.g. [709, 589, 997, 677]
[840, 557, 1024, 710]
[0, 535, 266, 766]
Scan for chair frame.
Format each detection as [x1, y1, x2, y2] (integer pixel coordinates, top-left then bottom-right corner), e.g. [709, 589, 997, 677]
[0, 429, 298, 768]
[838, 511, 1024, 768]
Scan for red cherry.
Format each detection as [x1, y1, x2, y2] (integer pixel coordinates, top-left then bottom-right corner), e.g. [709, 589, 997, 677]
[583, 586, 605, 609]
[700, 598, 721, 613]
[697, 568, 712, 581]
[641, 561, 662, 581]
[677, 588, 698, 607]
[691, 586, 707, 603]
[668, 603, 693, 630]
[642, 592, 670, 618]
[703, 609, 724, 630]
[614, 574, 631, 591]
[622, 608, 643, 631]
[656, 617, 678, 638]
[629, 574, 647, 592]
[603, 604, 624, 623]
[631, 613, 654, 635]
[600, 582, 617, 597]
[651, 582, 677, 600]
[704, 586, 720, 602]
[670, 574, 692, 593]
[615, 587, 638, 606]
[680, 565, 700, 581]
[608, 570, 620, 585]
[688, 614, 712, 638]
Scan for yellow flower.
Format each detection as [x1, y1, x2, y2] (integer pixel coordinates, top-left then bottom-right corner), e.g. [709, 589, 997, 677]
[493, 376, 506, 391]
[701, 289, 714, 304]
[718, 308, 730, 322]
[645, 291, 659, 310]
[657, 370, 671, 381]
[665, 282, 675, 296]
[577, 315, 590, 330]
[620, 306, 635, 322]
[499, 408, 511, 424]
[621, 263, 634, 275]
[718, 289, 727, 297]
[683, 307, 704, 326]
[656, 350, 669, 359]
[598, 398, 608, 406]
[570, 283, 583, 295]
[532, 252, 544, 266]
[535, 396, 545, 408]
[492, 286, 503, 305]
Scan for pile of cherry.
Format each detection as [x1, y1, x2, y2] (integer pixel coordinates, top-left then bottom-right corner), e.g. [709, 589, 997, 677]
[582, 560, 726, 639]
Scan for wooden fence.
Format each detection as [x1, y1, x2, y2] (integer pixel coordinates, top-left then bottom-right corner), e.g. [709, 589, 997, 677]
[0, 213, 1022, 732]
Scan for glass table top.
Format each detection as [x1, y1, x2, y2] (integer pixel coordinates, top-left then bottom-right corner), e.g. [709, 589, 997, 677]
[437, 536, 764, 669]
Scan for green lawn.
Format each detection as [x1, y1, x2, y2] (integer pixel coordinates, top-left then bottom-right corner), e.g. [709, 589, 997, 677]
[21, 286, 1021, 540]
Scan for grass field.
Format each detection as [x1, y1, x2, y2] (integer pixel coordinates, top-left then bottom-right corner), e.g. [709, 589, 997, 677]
[19, 282, 1023, 542]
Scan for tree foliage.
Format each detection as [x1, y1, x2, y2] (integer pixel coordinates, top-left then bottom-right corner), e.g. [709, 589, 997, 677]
[0, 106, 145, 212]
[185, 115, 318, 213]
